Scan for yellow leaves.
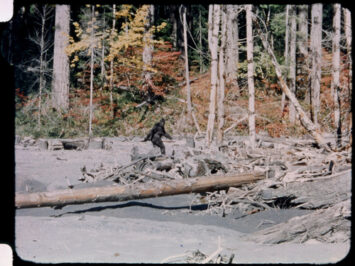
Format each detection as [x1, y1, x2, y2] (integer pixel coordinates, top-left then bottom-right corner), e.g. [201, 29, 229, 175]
[115, 5, 133, 19]
[155, 22, 167, 32]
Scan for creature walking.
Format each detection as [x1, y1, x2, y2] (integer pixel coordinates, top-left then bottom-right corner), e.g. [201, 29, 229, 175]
[143, 118, 172, 155]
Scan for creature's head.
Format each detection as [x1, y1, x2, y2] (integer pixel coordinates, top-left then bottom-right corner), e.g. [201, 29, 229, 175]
[159, 118, 165, 126]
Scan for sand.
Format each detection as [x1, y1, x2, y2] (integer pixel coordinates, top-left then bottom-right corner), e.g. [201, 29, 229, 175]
[14, 138, 351, 263]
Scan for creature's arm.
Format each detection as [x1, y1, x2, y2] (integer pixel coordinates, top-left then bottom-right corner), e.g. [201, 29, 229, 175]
[164, 131, 172, 140]
[143, 130, 152, 142]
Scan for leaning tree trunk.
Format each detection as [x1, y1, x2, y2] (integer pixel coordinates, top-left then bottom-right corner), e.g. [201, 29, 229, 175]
[246, 5, 256, 149]
[52, 4, 70, 111]
[256, 25, 332, 152]
[310, 4, 323, 126]
[332, 4, 341, 147]
[206, 4, 220, 147]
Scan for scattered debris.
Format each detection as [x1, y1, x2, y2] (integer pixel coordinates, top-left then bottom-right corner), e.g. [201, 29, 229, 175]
[160, 236, 235, 263]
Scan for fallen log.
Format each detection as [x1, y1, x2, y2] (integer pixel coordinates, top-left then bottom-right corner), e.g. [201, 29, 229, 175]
[15, 172, 265, 209]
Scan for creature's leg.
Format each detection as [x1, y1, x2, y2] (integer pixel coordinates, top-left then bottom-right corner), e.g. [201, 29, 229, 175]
[152, 135, 166, 155]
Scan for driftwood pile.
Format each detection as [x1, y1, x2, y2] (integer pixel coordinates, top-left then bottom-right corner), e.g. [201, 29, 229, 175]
[76, 134, 351, 244]
[193, 135, 351, 244]
[17, 134, 351, 244]
[79, 140, 231, 184]
[161, 236, 235, 264]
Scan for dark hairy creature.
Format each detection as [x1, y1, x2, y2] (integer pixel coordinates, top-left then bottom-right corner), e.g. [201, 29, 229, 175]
[143, 118, 172, 155]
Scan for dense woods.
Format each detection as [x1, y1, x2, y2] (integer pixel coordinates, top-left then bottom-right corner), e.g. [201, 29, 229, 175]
[1, 4, 352, 149]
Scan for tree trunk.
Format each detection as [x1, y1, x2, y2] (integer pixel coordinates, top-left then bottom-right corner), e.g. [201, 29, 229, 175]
[257, 25, 331, 152]
[310, 4, 323, 126]
[288, 6, 297, 123]
[109, 4, 116, 118]
[225, 5, 239, 92]
[281, 5, 290, 116]
[216, 6, 227, 145]
[100, 7, 106, 91]
[143, 5, 154, 83]
[298, 5, 310, 104]
[15, 172, 265, 209]
[343, 8, 352, 105]
[206, 5, 220, 146]
[52, 5, 70, 111]
[199, 7, 203, 73]
[38, 6, 47, 128]
[89, 5, 95, 137]
[343, 7, 352, 147]
[170, 5, 178, 48]
[206, 5, 220, 147]
[246, 5, 255, 149]
[182, 6, 201, 135]
[332, 4, 341, 147]
[183, 6, 192, 117]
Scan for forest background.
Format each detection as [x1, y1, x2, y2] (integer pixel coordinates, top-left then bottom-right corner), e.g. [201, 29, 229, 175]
[1, 3, 352, 149]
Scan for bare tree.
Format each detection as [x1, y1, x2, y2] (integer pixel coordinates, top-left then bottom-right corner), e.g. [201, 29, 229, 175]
[246, 4, 255, 149]
[100, 7, 106, 91]
[256, 21, 331, 152]
[26, 5, 53, 127]
[343, 7, 352, 147]
[298, 5, 310, 103]
[331, 4, 341, 146]
[89, 5, 95, 136]
[216, 6, 227, 145]
[109, 4, 116, 118]
[310, 4, 323, 126]
[343, 8, 352, 107]
[181, 5, 201, 135]
[281, 5, 290, 115]
[51, 4, 70, 111]
[206, 4, 220, 146]
[143, 5, 154, 84]
[289, 6, 296, 123]
[225, 5, 239, 92]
